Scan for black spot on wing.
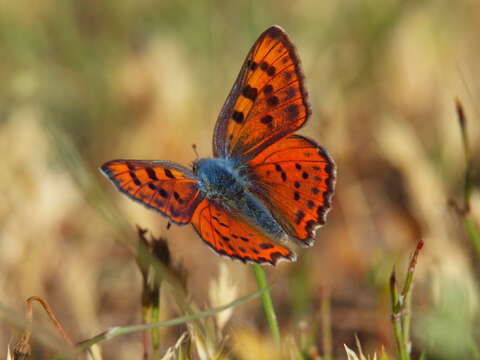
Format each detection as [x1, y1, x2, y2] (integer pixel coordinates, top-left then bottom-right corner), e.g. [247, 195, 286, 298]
[145, 167, 158, 181]
[243, 85, 258, 101]
[164, 168, 175, 179]
[259, 243, 274, 250]
[283, 71, 292, 81]
[286, 104, 299, 119]
[158, 188, 169, 199]
[285, 87, 296, 100]
[129, 171, 141, 186]
[261, 115, 273, 124]
[267, 96, 279, 107]
[173, 191, 184, 204]
[247, 60, 258, 70]
[232, 110, 244, 124]
[264, 84, 273, 95]
[295, 210, 305, 225]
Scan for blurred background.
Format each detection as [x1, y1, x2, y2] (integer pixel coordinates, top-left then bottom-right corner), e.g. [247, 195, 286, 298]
[1, 0, 479, 359]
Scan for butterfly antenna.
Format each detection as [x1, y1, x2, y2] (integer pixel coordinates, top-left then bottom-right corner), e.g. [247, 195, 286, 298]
[192, 144, 199, 159]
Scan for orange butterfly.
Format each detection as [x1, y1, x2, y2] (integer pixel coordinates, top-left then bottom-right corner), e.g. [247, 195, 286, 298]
[101, 26, 336, 265]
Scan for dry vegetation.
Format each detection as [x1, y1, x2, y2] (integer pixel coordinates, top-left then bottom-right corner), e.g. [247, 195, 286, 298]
[1, 1, 479, 359]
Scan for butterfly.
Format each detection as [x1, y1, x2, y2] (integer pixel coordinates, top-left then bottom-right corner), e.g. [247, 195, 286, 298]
[101, 25, 336, 265]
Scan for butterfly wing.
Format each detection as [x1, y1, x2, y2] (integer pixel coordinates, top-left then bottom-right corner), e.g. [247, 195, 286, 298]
[213, 25, 310, 163]
[101, 160, 203, 224]
[248, 135, 336, 246]
[190, 199, 296, 265]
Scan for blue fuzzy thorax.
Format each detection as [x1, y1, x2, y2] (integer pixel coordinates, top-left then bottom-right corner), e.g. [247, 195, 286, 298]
[194, 158, 285, 240]
[195, 158, 246, 199]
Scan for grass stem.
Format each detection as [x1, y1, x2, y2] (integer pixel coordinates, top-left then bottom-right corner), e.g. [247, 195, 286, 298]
[401, 240, 423, 355]
[455, 100, 480, 258]
[252, 264, 281, 346]
[390, 240, 424, 360]
[71, 286, 267, 356]
[390, 269, 408, 360]
[465, 217, 480, 255]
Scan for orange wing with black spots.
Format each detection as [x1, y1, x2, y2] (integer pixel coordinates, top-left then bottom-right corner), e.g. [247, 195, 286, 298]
[248, 135, 336, 246]
[213, 25, 310, 163]
[191, 199, 296, 265]
[101, 160, 203, 224]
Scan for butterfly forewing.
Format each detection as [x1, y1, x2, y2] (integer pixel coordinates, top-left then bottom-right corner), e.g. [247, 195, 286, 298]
[191, 199, 296, 265]
[101, 160, 203, 224]
[248, 135, 336, 245]
[213, 25, 310, 163]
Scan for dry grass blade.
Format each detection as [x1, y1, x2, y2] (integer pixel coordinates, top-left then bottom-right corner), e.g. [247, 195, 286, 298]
[344, 344, 378, 360]
[10, 296, 76, 360]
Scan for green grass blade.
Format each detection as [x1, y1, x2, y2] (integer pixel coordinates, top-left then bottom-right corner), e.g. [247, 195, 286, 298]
[71, 286, 268, 353]
[252, 264, 281, 346]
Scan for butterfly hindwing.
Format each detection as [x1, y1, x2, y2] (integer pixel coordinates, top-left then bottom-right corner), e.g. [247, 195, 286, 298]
[101, 160, 203, 224]
[191, 199, 296, 265]
[248, 135, 336, 246]
[213, 25, 310, 163]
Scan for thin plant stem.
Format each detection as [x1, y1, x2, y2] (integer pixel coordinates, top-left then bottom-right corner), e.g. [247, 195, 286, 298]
[400, 240, 423, 351]
[136, 227, 168, 359]
[455, 100, 480, 257]
[465, 217, 480, 254]
[456, 100, 472, 209]
[401, 291, 412, 354]
[389, 240, 424, 360]
[25, 297, 75, 347]
[390, 269, 408, 360]
[56, 286, 268, 358]
[150, 305, 160, 358]
[252, 264, 281, 346]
